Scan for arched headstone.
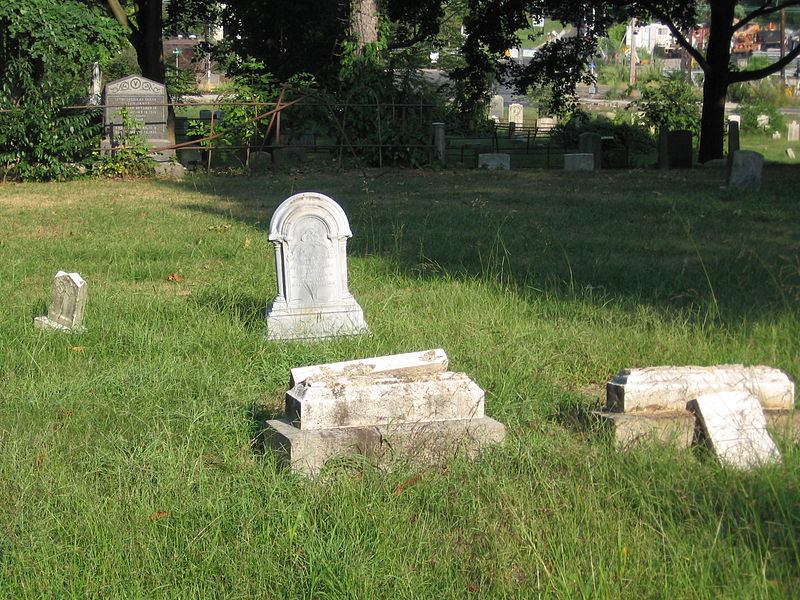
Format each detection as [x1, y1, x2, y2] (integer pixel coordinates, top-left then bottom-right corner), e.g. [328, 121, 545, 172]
[265, 192, 369, 340]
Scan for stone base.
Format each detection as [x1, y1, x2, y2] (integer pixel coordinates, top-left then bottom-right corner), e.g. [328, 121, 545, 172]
[264, 416, 506, 476]
[33, 316, 85, 333]
[265, 300, 369, 341]
[477, 153, 510, 170]
[593, 409, 800, 449]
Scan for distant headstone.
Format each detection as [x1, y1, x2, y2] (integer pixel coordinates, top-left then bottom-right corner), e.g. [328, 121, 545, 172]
[578, 132, 602, 169]
[788, 121, 800, 142]
[489, 95, 504, 121]
[563, 153, 594, 170]
[34, 271, 87, 332]
[477, 153, 510, 170]
[103, 75, 173, 168]
[433, 122, 446, 164]
[667, 130, 692, 168]
[772, 131, 781, 140]
[265, 192, 369, 340]
[689, 391, 781, 469]
[199, 109, 212, 120]
[728, 150, 764, 191]
[756, 114, 770, 129]
[508, 103, 524, 128]
[728, 114, 741, 124]
[787, 148, 796, 159]
[727, 118, 740, 162]
[536, 117, 557, 133]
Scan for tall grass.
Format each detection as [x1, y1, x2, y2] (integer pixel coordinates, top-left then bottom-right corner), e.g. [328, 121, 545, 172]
[0, 167, 797, 598]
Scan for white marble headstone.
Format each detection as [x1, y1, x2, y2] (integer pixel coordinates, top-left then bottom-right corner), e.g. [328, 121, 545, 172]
[508, 103, 524, 128]
[265, 192, 368, 340]
[489, 95, 504, 121]
[34, 271, 87, 332]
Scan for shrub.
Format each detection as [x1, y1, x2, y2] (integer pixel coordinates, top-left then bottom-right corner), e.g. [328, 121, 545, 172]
[632, 75, 700, 135]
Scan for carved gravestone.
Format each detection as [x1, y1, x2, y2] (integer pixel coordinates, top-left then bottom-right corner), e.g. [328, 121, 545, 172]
[728, 150, 764, 191]
[34, 271, 87, 332]
[103, 75, 173, 167]
[265, 192, 369, 340]
[667, 130, 692, 168]
[508, 103, 524, 128]
[578, 132, 602, 169]
[489, 95, 504, 121]
[788, 121, 800, 142]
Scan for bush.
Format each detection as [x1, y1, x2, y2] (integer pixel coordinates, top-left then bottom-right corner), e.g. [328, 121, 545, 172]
[554, 111, 655, 165]
[739, 95, 785, 134]
[632, 75, 700, 135]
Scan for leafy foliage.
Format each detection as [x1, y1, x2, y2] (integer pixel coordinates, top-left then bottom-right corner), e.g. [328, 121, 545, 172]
[0, 0, 124, 181]
[740, 95, 786, 135]
[91, 108, 155, 177]
[632, 75, 701, 135]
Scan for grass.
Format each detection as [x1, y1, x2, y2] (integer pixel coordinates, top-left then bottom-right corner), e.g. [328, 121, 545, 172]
[0, 167, 798, 598]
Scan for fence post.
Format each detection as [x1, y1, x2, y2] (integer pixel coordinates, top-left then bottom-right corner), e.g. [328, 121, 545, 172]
[433, 122, 446, 165]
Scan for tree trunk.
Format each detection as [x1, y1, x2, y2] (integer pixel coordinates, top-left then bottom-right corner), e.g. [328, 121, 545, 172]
[697, 0, 734, 163]
[350, 0, 379, 55]
[131, 0, 165, 83]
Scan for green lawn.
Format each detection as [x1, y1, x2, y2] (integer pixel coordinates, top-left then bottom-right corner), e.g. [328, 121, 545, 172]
[0, 167, 798, 598]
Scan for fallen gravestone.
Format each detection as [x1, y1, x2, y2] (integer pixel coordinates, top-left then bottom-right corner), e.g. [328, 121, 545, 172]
[787, 148, 796, 159]
[265, 192, 368, 340]
[264, 349, 506, 475]
[689, 391, 781, 468]
[595, 365, 798, 452]
[727, 150, 764, 191]
[34, 271, 88, 332]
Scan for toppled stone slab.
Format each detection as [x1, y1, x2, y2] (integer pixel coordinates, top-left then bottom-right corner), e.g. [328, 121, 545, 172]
[563, 153, 594, 170]
[265, 416, 506, 476]
[606, 365, 795, 413]
[689, 391, 781, 468]
[594, 408, 800, 449]
[290, 348, 448, 386]
[287, 371, 484, 431]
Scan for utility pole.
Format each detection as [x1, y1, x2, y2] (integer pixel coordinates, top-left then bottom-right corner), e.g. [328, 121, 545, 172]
[781, 8, 787, 87]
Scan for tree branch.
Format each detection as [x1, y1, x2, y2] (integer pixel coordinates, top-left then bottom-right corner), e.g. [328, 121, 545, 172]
[729, 43, 800, 82]
[657, 14, 709, 71]
[734, 0, 800, 32]
[106, 0, 137, 35]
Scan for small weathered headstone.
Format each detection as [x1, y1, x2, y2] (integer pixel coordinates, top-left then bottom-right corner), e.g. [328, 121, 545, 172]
[756, 113, 770, 129]
[788, 121, 799, 142]
[508, 103, 524, 128]
[728, 150, 764, 191]
[536, 117, 557, 133]
[772, 131, 781, 140]
[578, 132, 602, 169]
[265, 192, 368, 340]
[478, 153, 510, 170]
[728, 118, 740, 159]
[787, 148, 796, 159]
[34, 271, 88, 332]
[667, 130, 692, 168]
[689, 391, 781, 468]
[489, 95, 504, 121]
[563, 153, 594, 170]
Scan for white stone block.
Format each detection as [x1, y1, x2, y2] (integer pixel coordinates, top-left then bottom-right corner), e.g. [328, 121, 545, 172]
[689, 391, 780, 468]
[563, 153, 594, 170]
[606, 365, 795, 412]
[287, 371, 485, 430]
[478, 153, 510, 170]
[290, 348, 448, 386]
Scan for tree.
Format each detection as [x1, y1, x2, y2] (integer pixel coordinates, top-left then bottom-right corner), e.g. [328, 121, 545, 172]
[104, 0, 166, 82]
[456, 1, 800, 163]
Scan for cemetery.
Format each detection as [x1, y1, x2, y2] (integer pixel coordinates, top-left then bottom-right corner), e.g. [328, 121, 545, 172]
[3, 1, 800, 598]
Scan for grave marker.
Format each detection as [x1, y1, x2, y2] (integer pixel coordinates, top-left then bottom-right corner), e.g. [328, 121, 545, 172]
[563, 153, 594, 170]
[34, 271, 88, 332]
[728, 150, 764, 191]
[489, 95, 504, 121]
[508, 103, 524, 128]
[788, 120, 799, 142]
[667, 130, 692, 168]
[578, 132, 602, 169]
[265, 192, 368, 340]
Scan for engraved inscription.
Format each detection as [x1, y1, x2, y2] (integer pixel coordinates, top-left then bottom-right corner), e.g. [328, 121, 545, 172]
[289, 217, 336, 304]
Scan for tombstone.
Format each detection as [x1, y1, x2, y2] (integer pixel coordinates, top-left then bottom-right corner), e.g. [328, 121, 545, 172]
[265, 192, 369, 340]
[489, 95, 504, 121]
[667, 130, 692, 168]
[34, 272, 88, 332]
[657, 127, 669, 170]
[199, 109, 212, 121]
[788, 121, 799, 142]
[563, 153, 594, 170]
[689, 392, 781, 469]
[578, 132, 602, 169]
[477, 153, 510, 170]
[103, 75, 173, 168]
[727, 150, 764, 191]
[772, 131, 782, 140]
[756, 114, 770, 130]
[787, 148, 796, 159]
[508, 103, 524, 128]
[263, 349, 506, 475]
[727, 118, 740, 160]
[433, 122, 446, 164]
[536, 117, 557, 133]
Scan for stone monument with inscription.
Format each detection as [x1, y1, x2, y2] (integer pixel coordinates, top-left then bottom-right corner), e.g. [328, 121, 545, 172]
[265, 192, 369, 340]
[103, 75, 173, 167]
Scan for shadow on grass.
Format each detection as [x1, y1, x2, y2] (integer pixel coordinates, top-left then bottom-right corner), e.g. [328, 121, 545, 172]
[191, 290, 269, 331]
[162, 166, 800, 325]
